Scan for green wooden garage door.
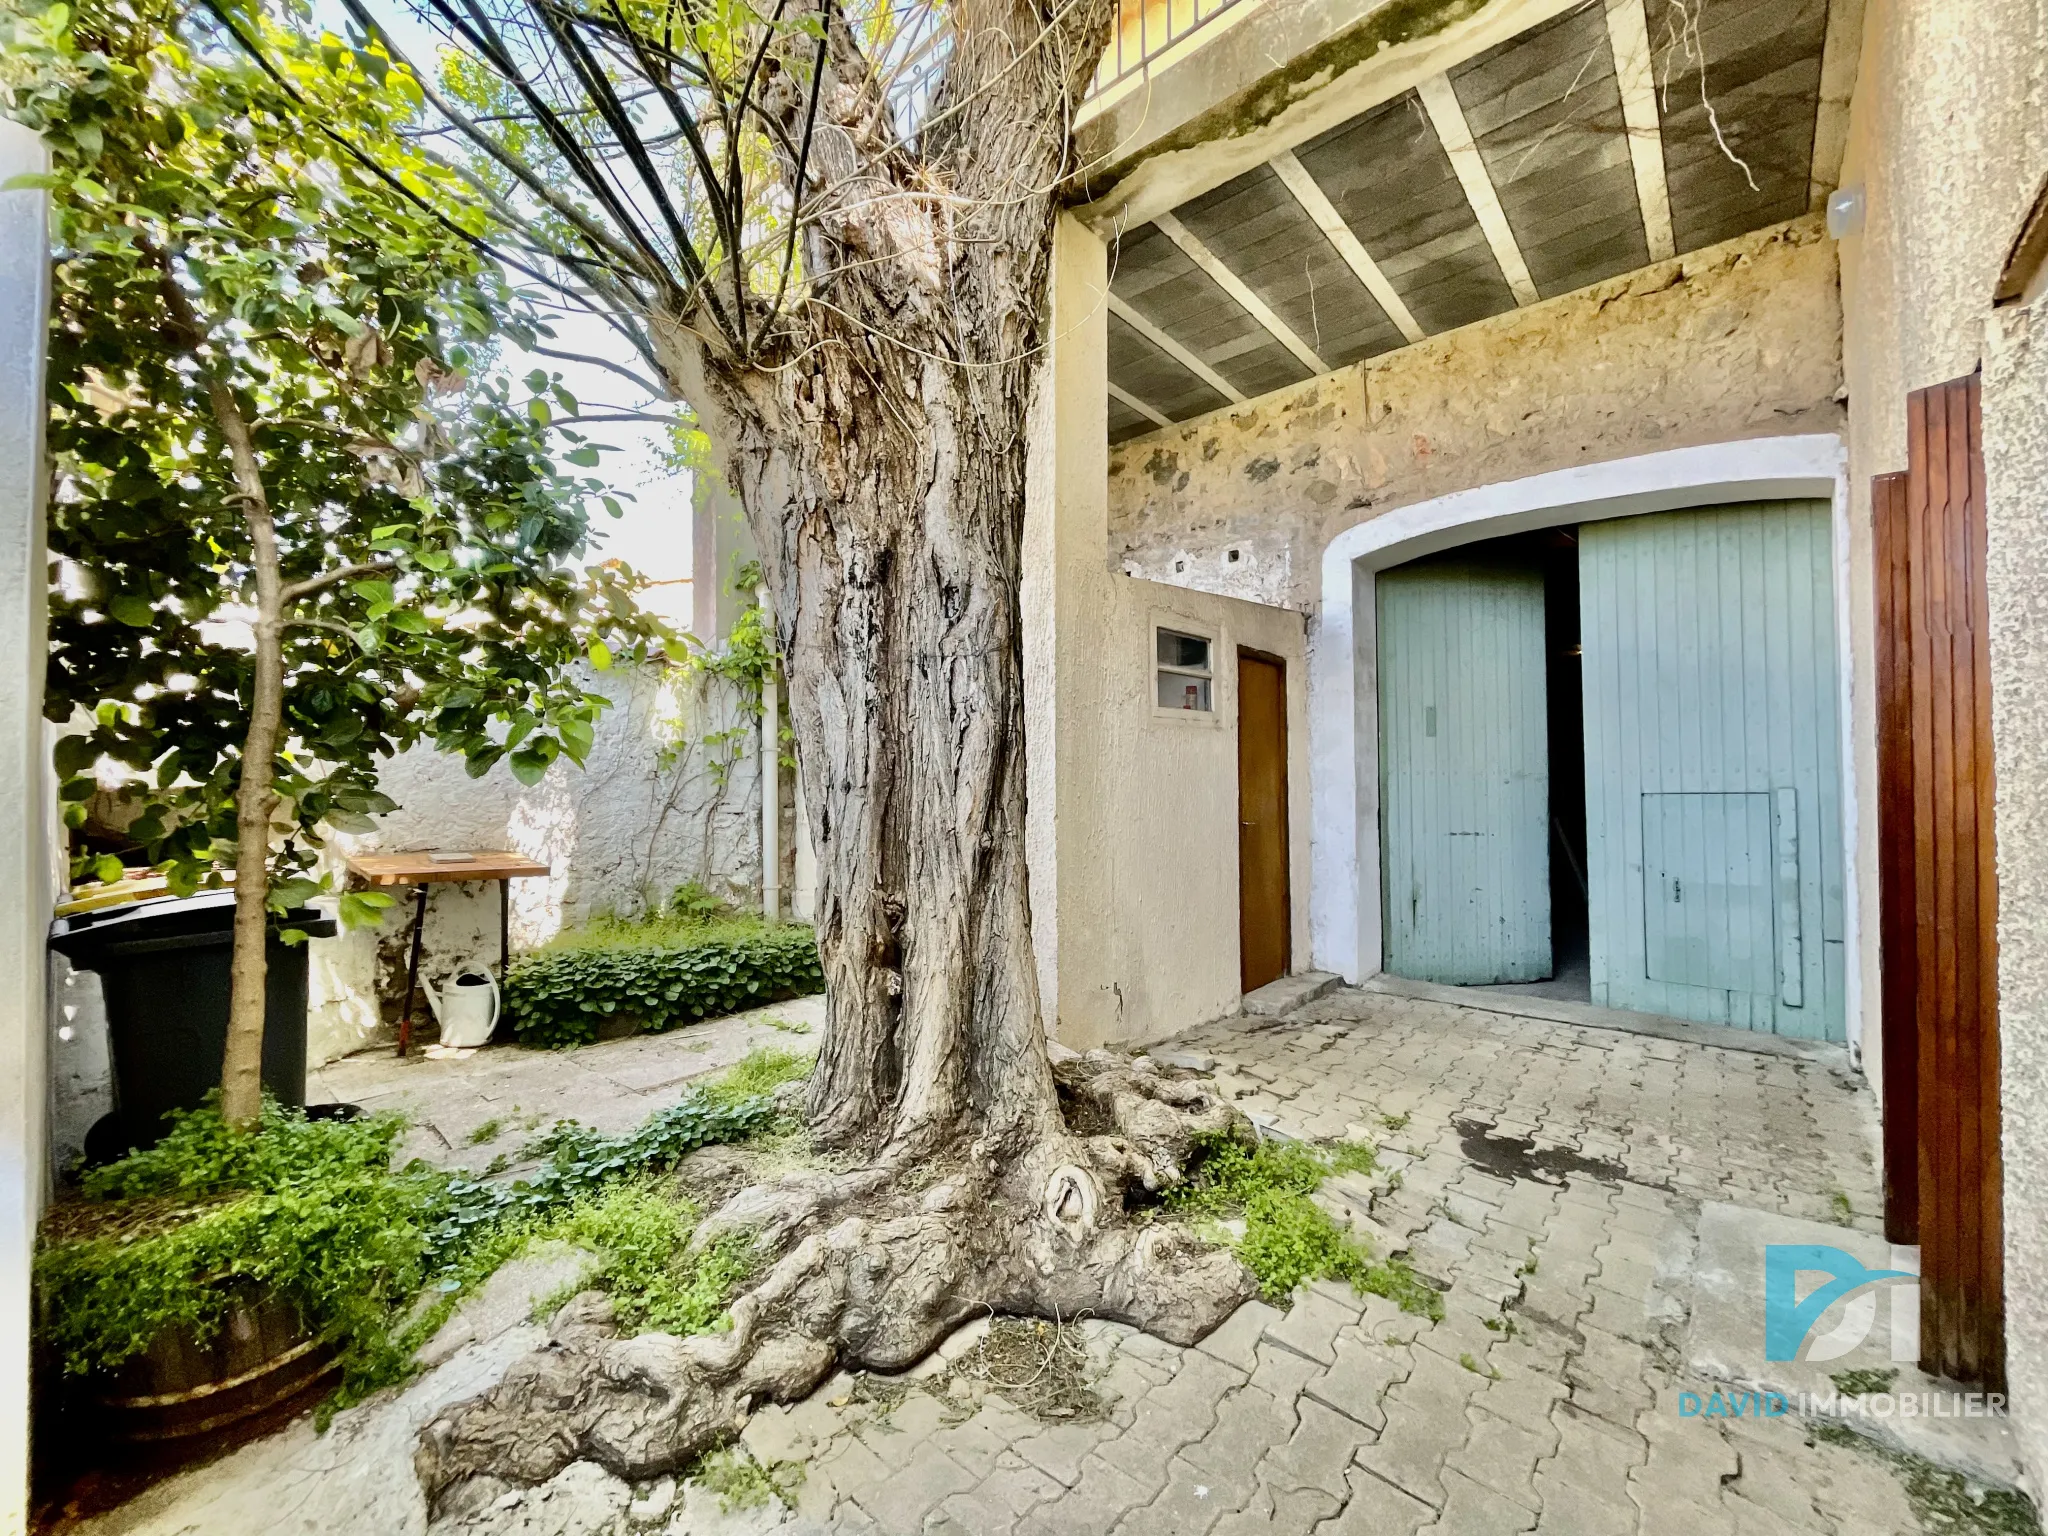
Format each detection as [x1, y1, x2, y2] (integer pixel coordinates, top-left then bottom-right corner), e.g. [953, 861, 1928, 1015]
[1378, 561, 1551, 984]
[1580, 502, 1845, 1039]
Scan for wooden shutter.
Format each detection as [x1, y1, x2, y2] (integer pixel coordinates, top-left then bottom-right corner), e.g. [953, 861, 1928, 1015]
[1889, 373, 2004, 1389]
[1873, 470, 1917, 1244]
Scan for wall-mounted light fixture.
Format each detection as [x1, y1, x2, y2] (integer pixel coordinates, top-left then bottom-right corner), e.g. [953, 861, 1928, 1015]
[1826, 185, 1865, 240]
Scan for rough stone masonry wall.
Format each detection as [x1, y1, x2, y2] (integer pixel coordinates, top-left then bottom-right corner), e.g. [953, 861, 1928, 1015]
[1109, 215, 1845, 611]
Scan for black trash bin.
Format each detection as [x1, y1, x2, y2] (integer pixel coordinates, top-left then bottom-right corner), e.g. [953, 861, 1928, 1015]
[49, 891, 339, 1153]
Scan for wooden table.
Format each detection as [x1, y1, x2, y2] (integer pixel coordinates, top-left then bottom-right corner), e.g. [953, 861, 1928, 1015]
[344, 850, 551, 1056]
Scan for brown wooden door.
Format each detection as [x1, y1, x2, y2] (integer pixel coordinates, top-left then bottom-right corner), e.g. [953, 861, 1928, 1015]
[1874, 373, 2004, 1390]
[1238, 652, 1291, 993]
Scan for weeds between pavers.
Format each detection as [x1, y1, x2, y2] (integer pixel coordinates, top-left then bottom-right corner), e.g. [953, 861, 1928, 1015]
[1812, 1422, 2040, 1536]
[1166, 1132, 1443, 1316]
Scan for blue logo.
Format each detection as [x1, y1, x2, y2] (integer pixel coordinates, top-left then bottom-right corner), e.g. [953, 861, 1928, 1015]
[1764, 1244, 1917, 1362]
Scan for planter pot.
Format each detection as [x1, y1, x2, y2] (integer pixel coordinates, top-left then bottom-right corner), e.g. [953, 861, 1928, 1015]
[92, 1288, 337, 1444]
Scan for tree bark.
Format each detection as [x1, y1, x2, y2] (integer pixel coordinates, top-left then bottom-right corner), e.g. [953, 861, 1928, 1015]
[660, 0, 1111, 1164]
[209, 381, 286, 1132]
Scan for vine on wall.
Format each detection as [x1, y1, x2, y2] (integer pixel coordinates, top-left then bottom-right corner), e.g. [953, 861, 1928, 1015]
[638, 560, 790, 913]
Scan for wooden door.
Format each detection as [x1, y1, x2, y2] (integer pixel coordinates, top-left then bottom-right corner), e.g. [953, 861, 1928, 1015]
[1237, 652, 1290, 994]
[1378, 562, 1551, 984]
[1579, 503, 1845, 1037]
[1883, 374, 2003, 1390]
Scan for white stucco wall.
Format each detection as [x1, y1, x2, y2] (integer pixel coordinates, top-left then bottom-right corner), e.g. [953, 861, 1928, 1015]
[0, 118, 51, 1536]
[1835, 0, 2048, 1476]
[306, 662, 777, 1063]
[1029, 217, 1312, 1051]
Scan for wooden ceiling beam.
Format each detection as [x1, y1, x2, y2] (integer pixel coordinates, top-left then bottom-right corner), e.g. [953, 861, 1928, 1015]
[1108, 380, 1176, 428]
[1416, 71, 1541, 307]
[1153, 210, 1333, 374]
[1106, 291, 1247, 403]
[1269, 151, 1427, 344]
[1603, 0, 1675, 263]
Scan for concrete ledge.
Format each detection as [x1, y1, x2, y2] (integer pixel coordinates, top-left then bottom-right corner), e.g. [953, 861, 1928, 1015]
[1354, 973, 1850, 1065]
[1689, 1202, 2027, 1494]
[1242, 969, 1341, 1017]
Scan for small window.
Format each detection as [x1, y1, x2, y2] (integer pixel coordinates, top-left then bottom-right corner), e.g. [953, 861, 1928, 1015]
[1156, 627, 1213, 711]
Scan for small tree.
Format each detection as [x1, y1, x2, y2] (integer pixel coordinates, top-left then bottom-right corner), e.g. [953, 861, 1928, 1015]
[5, 0, 661, 1126]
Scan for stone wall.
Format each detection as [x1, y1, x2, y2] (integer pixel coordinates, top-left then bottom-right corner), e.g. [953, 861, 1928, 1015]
[1108, 215, 1846, 611]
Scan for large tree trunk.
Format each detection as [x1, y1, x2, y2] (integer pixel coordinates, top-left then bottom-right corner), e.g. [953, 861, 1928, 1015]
[413, 0, 1270, 1508]
[707, 338, 1055, 1164]
[664, 0, 1094, 1164]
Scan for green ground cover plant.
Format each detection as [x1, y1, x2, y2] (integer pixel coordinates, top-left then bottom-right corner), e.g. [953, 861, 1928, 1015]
[505, 915, 824, 1048]
[1166, 1133, 1443, 1316]
[34, 1049, 813, 1412]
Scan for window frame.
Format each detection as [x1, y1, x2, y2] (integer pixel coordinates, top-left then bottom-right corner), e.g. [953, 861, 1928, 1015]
[1151, 618, 1222, 723]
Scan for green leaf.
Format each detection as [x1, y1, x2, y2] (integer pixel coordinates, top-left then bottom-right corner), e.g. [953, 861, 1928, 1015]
[564, 447, 600, 468]
[108, 594, 154, 626]
[508, 747, 551, 786]
[91, 853, 126, 884]
[268, 876, 322, 909]
[588, 639, 612, 671]
[337, 890, 396, 929]
[54, 732, 99, 777]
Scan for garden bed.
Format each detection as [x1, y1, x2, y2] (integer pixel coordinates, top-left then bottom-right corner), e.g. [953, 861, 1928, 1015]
[503, 916, 824, 1049]
[33, 1049, 817, 1449]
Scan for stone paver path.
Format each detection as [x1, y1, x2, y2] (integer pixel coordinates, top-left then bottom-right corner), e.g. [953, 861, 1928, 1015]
[309, 994, 827, 1172]
[77, 989, 2031, 1536]
[720, 990, 1989, 1536]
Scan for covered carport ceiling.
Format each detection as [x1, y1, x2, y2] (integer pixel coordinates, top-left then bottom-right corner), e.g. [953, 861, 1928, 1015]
[1104, 0, 1845, 442]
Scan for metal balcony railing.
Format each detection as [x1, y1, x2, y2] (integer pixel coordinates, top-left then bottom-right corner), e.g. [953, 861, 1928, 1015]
[1085, 0, 1257, 103]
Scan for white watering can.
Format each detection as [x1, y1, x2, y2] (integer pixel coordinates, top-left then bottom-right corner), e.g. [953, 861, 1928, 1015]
[422, 965, 501, 1049]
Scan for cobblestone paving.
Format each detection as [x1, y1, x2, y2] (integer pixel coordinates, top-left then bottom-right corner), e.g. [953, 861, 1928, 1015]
[744, 989, 1965, 1536]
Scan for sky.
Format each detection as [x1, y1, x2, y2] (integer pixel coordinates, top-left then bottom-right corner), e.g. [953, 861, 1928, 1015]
[305, 1, 695, 596]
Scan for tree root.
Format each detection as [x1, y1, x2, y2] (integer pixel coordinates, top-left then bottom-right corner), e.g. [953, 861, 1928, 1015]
[414, 1056, 1254, 1520]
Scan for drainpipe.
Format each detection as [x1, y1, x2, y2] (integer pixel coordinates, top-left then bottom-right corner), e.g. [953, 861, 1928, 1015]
[758, 583, 780, 923]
